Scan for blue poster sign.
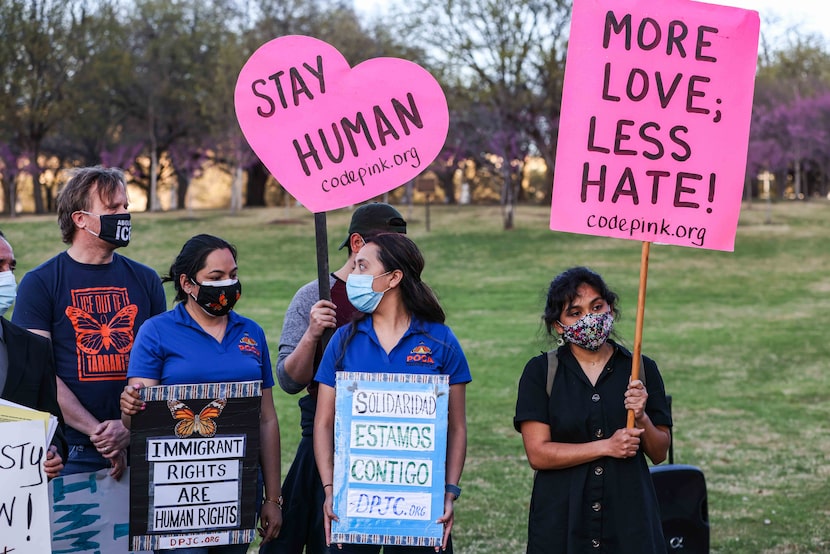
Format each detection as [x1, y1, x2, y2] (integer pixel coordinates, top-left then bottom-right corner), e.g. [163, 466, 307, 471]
[333, 372, 449, 547]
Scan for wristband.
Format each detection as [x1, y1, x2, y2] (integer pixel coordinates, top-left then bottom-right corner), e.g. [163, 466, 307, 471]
[445, 484, 461, 500]
[264, 495, 284, 509]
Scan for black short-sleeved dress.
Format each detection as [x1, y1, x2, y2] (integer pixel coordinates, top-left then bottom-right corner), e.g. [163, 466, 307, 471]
[514, 342, 672, 554]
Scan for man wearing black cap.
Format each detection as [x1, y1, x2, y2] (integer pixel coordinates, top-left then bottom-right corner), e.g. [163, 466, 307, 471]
[263, 203, 407, 554]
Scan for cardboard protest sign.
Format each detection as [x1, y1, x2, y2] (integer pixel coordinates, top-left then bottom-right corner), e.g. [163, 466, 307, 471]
[129, 381, 261, 551]
[550, 0, 760, 251]
[332, 372, 449, 547]
[235, 35, 449, 213]
[50, 468, 150, 554]
[0, 420, 50, 553]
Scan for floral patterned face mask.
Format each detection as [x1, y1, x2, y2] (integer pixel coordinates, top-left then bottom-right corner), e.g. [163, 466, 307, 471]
[558, 311, 614, 351]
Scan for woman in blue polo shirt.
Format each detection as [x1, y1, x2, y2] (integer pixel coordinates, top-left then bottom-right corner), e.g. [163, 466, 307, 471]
[120, 234, 282, 553]
[313, 233, 471, 553]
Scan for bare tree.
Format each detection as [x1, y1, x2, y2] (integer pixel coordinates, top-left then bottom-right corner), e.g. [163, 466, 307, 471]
[115, 0, 237, 211]
[396, 0, 571, 228]
[0, 0, 88, 213]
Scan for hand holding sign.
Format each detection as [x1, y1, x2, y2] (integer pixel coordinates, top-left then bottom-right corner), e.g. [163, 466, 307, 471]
[235, 36, 449, 213]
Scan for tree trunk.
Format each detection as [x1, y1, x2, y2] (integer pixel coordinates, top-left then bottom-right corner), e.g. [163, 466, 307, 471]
[542, 162, 553, 205]
[2, 171, 18, 217]
[404, 179, 414, 221]
[794, 158, 802, 199]
[31, 153, 45, 214]
[148, 103, 161, 212]
[501, 163, 514, 230]
[44, 186, 56, 212]
[543, 154, 554, 204]
[176, 171, 188, 210]
[150, 147, 160, 211]
[436, 164, 456, 204]
[230, 165, 244, 214]
[9, 178, 16, 218]
[246, 161, 268, 207]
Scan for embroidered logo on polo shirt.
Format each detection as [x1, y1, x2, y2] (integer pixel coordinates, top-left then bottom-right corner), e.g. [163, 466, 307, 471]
[238, 334, 261, 357]
[406, 343, 435, 367]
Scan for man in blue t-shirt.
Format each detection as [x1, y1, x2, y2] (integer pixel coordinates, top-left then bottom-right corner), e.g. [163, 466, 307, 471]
[12, 166, 166, 480]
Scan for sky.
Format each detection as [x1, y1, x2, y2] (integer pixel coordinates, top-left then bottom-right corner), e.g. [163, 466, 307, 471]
[714, 0, 830, 43]
[353, 0, 830, 44]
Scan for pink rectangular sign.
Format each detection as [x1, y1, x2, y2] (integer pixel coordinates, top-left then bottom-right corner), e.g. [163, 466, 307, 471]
[550, 0, 759, 251]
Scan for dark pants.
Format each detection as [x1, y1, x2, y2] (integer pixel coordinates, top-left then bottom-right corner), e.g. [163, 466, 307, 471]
[261, 395, 327, 554]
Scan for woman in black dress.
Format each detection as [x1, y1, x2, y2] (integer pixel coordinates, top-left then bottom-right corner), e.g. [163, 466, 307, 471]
[514, 267, 672, 553]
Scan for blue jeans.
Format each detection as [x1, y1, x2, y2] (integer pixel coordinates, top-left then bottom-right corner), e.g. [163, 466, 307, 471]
[63, 444, 110, 475]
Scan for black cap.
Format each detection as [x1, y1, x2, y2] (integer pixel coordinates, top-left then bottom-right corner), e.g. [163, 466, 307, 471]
[338, 203, 407, 250]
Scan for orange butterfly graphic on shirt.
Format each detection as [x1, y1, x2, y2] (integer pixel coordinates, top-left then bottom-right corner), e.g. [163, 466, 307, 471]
[65, 304, 138, 355]
[167, 398, 228, 438]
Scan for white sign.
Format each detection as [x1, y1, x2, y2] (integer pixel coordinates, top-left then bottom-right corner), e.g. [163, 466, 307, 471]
[1, 420, 50, 553]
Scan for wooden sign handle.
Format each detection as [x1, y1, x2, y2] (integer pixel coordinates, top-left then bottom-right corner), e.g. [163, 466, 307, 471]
[627, 241, 651, 429]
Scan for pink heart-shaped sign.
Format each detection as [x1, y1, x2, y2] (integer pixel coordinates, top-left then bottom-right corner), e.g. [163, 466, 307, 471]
[235, 35, 449, 213]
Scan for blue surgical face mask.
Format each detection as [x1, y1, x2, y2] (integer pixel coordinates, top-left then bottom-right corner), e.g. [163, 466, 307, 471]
[0, 270, 17, 317]
[346, 271, 391, 313]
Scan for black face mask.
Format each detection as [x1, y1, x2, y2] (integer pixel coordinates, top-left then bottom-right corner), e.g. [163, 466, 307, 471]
[190, 278, 242, 317]
[83, 212, 131, 247]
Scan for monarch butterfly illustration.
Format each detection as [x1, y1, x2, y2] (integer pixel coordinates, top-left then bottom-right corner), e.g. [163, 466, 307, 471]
[167, 398, 227, 438]
[65, 304, 138, 355]
[207, 291, 229, 312]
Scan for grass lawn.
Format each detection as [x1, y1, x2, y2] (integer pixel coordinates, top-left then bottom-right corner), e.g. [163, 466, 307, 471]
[3, 199, 828, 553]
